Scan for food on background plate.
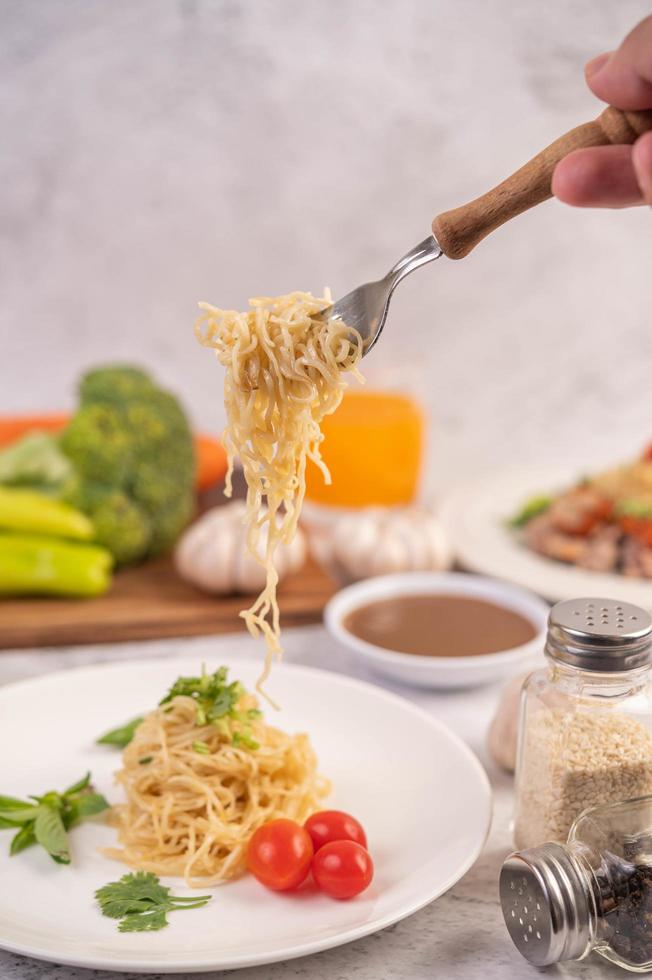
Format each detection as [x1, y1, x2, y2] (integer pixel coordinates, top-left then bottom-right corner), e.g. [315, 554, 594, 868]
[344, 594, 536, 657]
[0, 772, 108, 863]
[511, 443, 652, 578]
[313, 505, 451, 584]
[175, 500, 306, 595]
[195, 292, 362, 689]
[304, 389, 424, 507]
[103, 666, 327, 886]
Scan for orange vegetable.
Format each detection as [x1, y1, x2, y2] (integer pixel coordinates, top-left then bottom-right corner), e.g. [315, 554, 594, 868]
[0, 413, 227, 491]
[194, 434, 228, 491]
[0, 414, 69, 446]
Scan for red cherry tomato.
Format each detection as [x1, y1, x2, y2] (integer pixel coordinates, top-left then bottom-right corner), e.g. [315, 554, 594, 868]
[312, 840, 374, 899]
[304, 810, 367, 852]
[247, 819, 313, 891]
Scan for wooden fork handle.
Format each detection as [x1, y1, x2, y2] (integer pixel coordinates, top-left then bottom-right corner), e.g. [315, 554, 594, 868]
[432, 106, 652, 260]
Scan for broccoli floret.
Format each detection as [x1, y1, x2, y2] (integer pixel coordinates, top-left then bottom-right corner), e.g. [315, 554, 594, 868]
[58, 364, 196, 564]
[60, 404, 132, 486]
[0, 432, 73, 492]
[79, 365, 155, 406]
[91, 491, 151, 564]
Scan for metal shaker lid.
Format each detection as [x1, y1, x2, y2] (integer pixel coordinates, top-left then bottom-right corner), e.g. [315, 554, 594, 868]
[500, 844, 592, 967]
[545, 597, 652, 671]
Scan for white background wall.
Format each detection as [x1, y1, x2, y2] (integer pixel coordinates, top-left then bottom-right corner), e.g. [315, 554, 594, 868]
[2, 0, 650, 492]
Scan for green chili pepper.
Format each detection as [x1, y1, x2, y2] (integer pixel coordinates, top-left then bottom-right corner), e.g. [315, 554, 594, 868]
[0, 534, 113, 596]
[0, 487, 94, 540]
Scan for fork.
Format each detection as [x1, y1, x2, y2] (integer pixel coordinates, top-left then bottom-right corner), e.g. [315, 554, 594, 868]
[324, 105, 652, 356]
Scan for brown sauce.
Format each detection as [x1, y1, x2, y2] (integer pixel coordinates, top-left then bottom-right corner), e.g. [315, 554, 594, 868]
[343, 594, 536, 657]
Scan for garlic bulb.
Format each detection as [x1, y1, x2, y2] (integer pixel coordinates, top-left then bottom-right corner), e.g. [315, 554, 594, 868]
[326, 506, 452, 583]
[175, 501, 306, 595]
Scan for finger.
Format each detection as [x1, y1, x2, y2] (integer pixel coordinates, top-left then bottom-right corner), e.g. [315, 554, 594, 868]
[552, 145, 644, 208]
[586, 15, 652, 110]
[632, 130, 652, 205]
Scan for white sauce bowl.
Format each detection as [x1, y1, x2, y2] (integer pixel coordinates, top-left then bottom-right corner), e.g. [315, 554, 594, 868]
[324, 571, 549, 689]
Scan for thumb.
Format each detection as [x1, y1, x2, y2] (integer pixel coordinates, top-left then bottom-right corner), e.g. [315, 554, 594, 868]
[586, 15, 652, 110]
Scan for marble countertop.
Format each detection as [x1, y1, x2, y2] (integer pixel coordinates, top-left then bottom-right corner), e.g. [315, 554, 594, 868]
[0, 627, 626, 980]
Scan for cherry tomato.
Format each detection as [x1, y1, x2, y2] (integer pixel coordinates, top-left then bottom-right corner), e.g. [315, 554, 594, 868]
[304, 810, 367, 852]
[312, 840, 374, 899]
[247, 819, 313, 891]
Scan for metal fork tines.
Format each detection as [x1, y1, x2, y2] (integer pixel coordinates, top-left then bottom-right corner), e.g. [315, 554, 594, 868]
[324, 234, 443, 356]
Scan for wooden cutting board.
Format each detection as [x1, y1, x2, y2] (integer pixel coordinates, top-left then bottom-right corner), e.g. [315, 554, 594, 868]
[0, 555, 337, 649]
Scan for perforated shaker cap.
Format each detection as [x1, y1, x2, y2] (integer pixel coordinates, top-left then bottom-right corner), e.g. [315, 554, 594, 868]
[545, 597, 652, 671]
[500, 844, 592, 967]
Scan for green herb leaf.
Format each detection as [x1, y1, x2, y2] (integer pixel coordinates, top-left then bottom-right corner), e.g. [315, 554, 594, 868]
[96, 717, 144, 748]
[71, 792, 110, 820]
[96, 871, 212, 933]
[192, 741, 211, 755]
[509, 495, 553, 528]
[34, 804, 70, 864]
[118, 908, 169, 933]
[10, 823, 36, 855]
[0, 773, 108, 864]
[138, 756, 153, 766]
[63, 772, 91, 796]
[615, 499, 652, 519]
[160, 666, 241, 726]
[0, 804, 39, 827]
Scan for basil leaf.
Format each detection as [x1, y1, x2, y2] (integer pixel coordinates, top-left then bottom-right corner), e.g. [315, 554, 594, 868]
[63, 772, 91, 796]
[0, 805, 40, 826]
[72, 793, 109, 819]
[0, 794, 31, 809]
[96, 718, 144, 748]
[34, 804, 70, 864]
[10, 823, 36, 856]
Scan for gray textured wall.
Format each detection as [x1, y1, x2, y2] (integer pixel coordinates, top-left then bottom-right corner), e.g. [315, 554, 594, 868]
[2, 0, 650, 489]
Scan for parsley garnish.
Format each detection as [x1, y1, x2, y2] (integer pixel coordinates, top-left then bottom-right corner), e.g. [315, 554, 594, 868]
[96, 871, 211, 932]
[0, 772, 108, 864]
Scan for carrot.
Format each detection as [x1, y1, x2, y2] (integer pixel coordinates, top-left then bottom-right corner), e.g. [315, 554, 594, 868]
[0, 414, 69, 446]
[194, 433, 228, 491]
[0, 413, 227, 491]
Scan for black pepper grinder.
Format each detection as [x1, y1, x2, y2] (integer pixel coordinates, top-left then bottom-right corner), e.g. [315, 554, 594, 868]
[501, 796, 652, 971]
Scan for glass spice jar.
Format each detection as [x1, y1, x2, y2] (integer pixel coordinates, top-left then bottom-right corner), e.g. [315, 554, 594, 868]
[501, 796, 652, 971]
[513, 598, 652, 851]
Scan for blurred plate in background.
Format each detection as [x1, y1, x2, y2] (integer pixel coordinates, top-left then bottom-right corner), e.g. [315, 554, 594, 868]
[441, 465, 652, 609]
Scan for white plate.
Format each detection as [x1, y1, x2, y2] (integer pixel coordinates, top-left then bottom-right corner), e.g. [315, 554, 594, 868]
[442, 464, 652, 609]
[0, 656, 491, 974]
[325, 572, 549, 688]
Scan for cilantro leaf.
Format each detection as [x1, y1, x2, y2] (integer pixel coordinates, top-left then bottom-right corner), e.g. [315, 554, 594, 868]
[96, 872, 212, 933]
[96, 717, 144, 748]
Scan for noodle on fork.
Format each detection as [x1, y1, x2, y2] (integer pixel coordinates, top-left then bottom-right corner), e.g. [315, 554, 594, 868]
[195, 292, 363, 692]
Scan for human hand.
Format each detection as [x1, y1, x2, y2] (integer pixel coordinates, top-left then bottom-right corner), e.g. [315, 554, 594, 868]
[552, 15, 652, 207]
